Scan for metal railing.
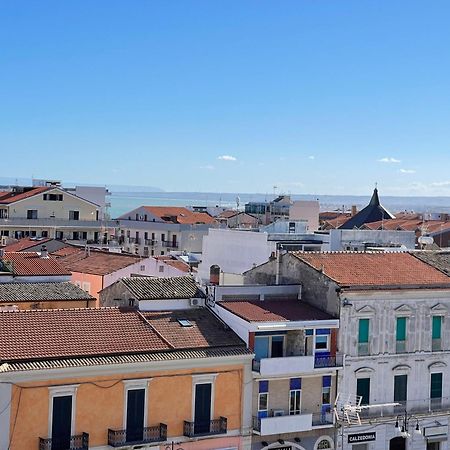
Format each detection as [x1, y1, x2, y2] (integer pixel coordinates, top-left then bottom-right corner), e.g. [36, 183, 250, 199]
[432, 338, 442, 351]
[358, 397, 450, 420]
[183, 417, 227, 437]
[107, 424, 167, 447]
[358, 343, 370, 356]
[161, 240, 179, 248]
[39, 433, 89, 450]
[314, 354, 344, 368]
[144, 239, 157, 246]
[312, 412, 333, 426]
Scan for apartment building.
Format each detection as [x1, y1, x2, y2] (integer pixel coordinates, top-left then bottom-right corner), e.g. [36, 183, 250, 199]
[0, 185, 108, 243]
[115, 206, 217, 257]
[209, 284, 341, 450]
[0, 307, 253, 450]
[245, 251, 450, 450]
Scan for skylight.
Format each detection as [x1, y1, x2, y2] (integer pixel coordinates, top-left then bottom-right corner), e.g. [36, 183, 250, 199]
[178, 319, 193, 327]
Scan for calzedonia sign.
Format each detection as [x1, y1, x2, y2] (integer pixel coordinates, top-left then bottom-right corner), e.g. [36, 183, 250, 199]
[348, 432, 376, 443]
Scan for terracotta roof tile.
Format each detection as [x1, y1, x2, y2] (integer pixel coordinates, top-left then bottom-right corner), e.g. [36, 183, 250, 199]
[57, 250, 141, 275]
[217, 298, 334, 322]
[292, 251, 450, 287]
[0, 187, 50, 204]
[142, 309, 244, 348]
[0, 307, 246, 364]
[143, 206, 216, 225]
[2, 237, 53, 252]
[2, 252, 71, 276]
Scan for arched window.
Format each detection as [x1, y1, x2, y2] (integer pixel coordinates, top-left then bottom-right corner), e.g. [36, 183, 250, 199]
[317, 439, 332, 449]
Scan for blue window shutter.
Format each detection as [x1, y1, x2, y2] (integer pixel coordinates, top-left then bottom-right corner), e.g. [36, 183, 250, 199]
[259, 380, 269, 393]
[323, 376, 331, 387]
[290, 378, 301, 390]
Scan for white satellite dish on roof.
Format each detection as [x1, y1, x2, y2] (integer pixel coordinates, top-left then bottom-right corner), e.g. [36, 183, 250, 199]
[418, 235, 434, 246]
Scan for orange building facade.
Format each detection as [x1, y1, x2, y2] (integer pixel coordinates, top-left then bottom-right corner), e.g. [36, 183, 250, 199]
[0, 307, 253, 450]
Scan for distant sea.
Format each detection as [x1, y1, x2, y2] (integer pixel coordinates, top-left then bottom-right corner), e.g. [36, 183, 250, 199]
[108, 191, 450, 219]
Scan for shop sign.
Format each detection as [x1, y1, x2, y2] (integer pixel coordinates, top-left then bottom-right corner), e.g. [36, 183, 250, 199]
[348, 432, 376, 443]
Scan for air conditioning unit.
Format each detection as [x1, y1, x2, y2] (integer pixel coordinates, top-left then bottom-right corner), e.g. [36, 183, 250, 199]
[273, 409, 285, 417]
[190, 298, 200, 307]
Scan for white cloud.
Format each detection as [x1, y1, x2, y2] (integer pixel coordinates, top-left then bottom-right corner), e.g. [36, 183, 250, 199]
[378, 157, 401, 163]
[400, 169, 416, 174]
[430, 181, 450, 188]
[308, 155, 315, 160]
[199, 164, 215, 170]
[218, 155, 237, 161]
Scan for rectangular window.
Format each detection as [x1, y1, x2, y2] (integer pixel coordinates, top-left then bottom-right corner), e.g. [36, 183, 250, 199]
[432, 316, 442, 351]
[358, 319, 370, 355]
[43, 193, 63, 201]
[315, 335, 329, 351]
[27, 210, 38, 219]
[41, 231, 48, 238]
[394, 374, 408, 403]
[271, 335, 284, 357]
[69, 211, 80, 220]
[289, 390, 301, 415]
[322, 376, 331, 405]
[159, 265, 164, 273]
[258, 380, 269, 418]
[396, 317, 407, 353]
[430, 373, 442, 399]
[357, 378, 370, 405]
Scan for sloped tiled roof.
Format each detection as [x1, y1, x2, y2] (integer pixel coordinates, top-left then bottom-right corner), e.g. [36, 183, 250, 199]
[291, 251, 450, 288]
[2, 237, 52, 252]
[2, 252, 71, 276]
[217, 298, 334, 322]
[0, 187, 51, 204]
[119, 276, 205, 300]
[0, 307, 248, 366]
[143, 206, 216, 224]
[412, 251, 450, 276]
[142, 309, 243, 348]
[155, 256, 190, 273]
[57, 250, 140, 275]
[0, 282, 95, 303]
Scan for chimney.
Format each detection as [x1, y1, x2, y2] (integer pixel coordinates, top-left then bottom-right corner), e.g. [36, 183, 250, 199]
[351, 205, 357, 216]
[40, 245, 48, 258]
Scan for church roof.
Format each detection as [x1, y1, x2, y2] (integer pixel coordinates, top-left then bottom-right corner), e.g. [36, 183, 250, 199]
[339, 188, 395, 229]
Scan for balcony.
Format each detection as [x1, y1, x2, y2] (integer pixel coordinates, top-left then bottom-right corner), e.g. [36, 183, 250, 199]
[0, 218, 110, 229]
[432, 338, 442, 351]
[129, 237, 141, 245]
[183, 417, 227, 437]
[39, 433, 89, 450]
[253, 413, 313, 435]
[162, 240, 179, 249]
[144, 239, 157, 246]
[252, 354, 343, 376]
[312, 412, 334, 427]
[108, 424, 167, 447]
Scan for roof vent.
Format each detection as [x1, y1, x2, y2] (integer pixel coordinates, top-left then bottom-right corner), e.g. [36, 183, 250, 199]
[40, 245, 49, 258]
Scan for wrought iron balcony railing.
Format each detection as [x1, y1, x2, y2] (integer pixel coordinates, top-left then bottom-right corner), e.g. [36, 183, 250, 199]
[108, 424, 167, 447]
[183, 417, 227, 437]
[161, 240, 179, 248]
[39, 432, 89, 450]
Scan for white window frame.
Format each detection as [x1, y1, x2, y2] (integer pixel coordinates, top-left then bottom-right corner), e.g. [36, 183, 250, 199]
[48, 385, 79, 438]
[122, 379, 151, 430]
[258, 392, 269, 414]
[322, 385, 331, 405]
[191, 374, 217, 422]
[314, 334, 330, 352]
[289, 388, 301, 415]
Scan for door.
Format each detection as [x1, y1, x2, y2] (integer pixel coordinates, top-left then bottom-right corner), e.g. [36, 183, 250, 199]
[194, 383, 212, 435]
[390, 437, 406, 450]
[271, 336, 284, 357]
[356, 378, 370, 405]
[126, 389, 145, 443]
[254, 336, 269, 361]
[51, 396, 72, 450]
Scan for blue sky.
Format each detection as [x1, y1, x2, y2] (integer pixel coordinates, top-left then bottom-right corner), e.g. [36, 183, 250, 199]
[1, 1, 450, 195]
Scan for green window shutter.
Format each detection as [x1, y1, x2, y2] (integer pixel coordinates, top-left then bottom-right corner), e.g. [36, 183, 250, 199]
[396, 317, 407, 341]
[394, 375, 408, 402]
[358, 319, 369, 343]
[357, 378, 370, 405]
[430, 373, 443, 399]
[432, 316, 442, 340]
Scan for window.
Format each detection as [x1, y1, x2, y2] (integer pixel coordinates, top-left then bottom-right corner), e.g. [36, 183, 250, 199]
[144, 232, 148, 240]
[43, 193, 63, 201]
[357, 378, 370, 405]
[140, 265, 145, 271]
[396, 317, 407, 353]
[41, 231, 48, 238]
[48, 385, 77, 448]
[159, 265, 165, 273]
[432, 316, 442, 351]
[317, 439, 332, 449]
[81, 232, 87, 240]
[127, 230, 130, 238]
[358, 319, 370, 355]
[161, 233, 165, 242]
[69, 210, 79, 220]
[430, 373, 442, 408]
[315, 335, 329, 351]
[258, 381, 269, 418]
[27, 210, 38, 219]
[322, 376, 331, 405]
[72, 232, 79, 240]
[123, 379, 150, 443]
[394, 374, 407, 404]
[289, 378, 301, 415]
[254, 334, 285, 360]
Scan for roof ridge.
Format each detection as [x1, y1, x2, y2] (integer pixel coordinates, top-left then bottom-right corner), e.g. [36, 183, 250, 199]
[0, 306, 118, 314]
[135, 310, 176, 349]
